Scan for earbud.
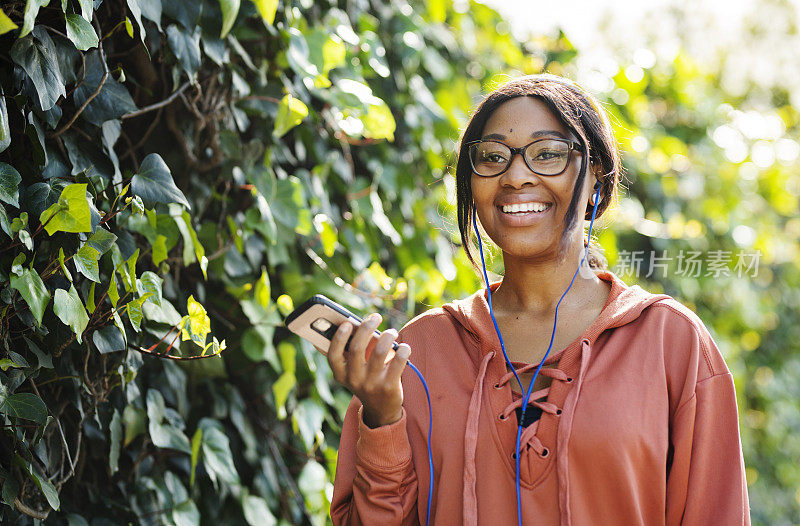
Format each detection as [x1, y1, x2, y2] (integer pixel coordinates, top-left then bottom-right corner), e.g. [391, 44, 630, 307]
[589, 180, 602, 206]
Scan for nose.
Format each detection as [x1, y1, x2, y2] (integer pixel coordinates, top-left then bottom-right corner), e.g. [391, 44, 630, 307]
[499, 152, 541, 188]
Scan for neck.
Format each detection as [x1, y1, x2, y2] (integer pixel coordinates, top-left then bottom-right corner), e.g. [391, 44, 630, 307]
[491, 235, 600, 317]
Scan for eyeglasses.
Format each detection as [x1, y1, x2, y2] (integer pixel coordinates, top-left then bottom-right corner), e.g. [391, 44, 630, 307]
[467, 138, 581, 177]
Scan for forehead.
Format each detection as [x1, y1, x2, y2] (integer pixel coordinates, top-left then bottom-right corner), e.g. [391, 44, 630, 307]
[482, 96, 570, 138]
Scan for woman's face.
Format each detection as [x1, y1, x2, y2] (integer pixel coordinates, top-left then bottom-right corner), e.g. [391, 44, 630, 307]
[470, 96, 593, 261]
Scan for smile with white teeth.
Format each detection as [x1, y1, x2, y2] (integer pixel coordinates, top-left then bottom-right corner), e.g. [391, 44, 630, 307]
[500, 202, 551, 214]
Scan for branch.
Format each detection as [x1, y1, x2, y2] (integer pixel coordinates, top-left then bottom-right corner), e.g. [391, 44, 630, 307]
[121, 81, 192, 120]
[51, 43, 109, 139]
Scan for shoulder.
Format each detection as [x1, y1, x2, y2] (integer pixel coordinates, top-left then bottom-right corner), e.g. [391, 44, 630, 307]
[638, 296, 730, 382]
[397, 306, 459, 340]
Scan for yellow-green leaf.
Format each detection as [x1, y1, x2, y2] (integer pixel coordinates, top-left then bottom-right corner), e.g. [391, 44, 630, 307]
[182, 295, 210, 346]
[251, 0, 278, 25]
[0, 8, 18, 36]
[273, 94, 308, 137]
[40, 183, 92, 235]
[362, 101, 396, 141]
[219, 0, 240, 38]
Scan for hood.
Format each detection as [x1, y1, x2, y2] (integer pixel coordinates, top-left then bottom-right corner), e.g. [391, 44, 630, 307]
[442, 270, 670, 354]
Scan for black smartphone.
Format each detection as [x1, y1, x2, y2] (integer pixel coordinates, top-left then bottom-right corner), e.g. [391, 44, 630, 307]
[284, 295, 398, 356]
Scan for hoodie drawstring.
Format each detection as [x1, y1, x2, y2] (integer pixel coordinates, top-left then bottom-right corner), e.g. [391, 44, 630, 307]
[463, 351, 495, 526]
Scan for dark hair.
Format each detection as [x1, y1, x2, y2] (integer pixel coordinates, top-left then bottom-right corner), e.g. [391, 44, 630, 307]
[455, 74, 622, 270]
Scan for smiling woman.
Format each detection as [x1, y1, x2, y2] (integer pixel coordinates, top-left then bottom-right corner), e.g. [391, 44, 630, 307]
[329, 74, 750, 526]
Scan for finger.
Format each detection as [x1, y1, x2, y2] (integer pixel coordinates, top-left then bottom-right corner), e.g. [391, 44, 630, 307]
[366, 328, 397, 378]
[386, 343, 411, 382]
[326, 321, 353, 382]
[348, 313, 381, 367]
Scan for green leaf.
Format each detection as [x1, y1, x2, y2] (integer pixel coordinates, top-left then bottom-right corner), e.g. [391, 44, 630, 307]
[0, 92, 10, 153]
[10, 268, 50, 325]
[53, 285, 89, 343]
[109, 409, 122, 474]
[219, 0, 240, 38]
[108, 273, 119, 307]
[77, 0, 93, 21]
[0, 393, 47, 423]
[126, 0, 162, 42]
[138, 271, 163, 306]
[65, 13, 98, 51]
[166, 24, 201, 76]
[198, 418, 240, 487]
[171, 205, 206, 277]
[146, 390, 191, 453]
[123, 405, 146, 446]
[181, 295, 210, 346]
[0, 8, 19, 36]
[272, 371, 295, 419]
[127, 296, 147, 331]
[87, 228, 117, 254]
[0, 204, 10, 237]
[74, 244, 101, 282]
[292, 399, 324, 451]
[14, 455, 59, 510]
[273, 94, 308, 137]
[39, 183, 92, 235]
[20, 0, 50, 39]
[152, 234, 168, 265]
[58, 247, 72, 282]
[0, 163, 21, 208]
[242, 494, 277, 526]
[250, 0, 277, 24]
[92, 324, 126, 353]
[362, 101, 396, 141]
[73, 51, 138, 125]
[162, 0, 202, 30]
[9, 28, 66, 111]
[132, 154, 191, 209]
[190, 428, 202, 488]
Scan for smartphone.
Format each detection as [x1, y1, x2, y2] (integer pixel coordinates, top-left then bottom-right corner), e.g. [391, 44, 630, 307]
[285, 295, 398, 357]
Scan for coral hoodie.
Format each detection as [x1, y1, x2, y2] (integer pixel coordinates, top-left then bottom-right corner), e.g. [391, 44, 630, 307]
[330, 270, 751, 525]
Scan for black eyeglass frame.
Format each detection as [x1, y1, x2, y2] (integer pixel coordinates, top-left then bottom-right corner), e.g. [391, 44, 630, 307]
[466, 137, 582, 178]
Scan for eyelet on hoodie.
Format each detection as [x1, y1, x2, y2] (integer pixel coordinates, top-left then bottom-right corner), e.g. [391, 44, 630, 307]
[540, 448, 550, 458]
[493, 383, 501, 389]
[566, 377, 573, 383]
[498, 413, 507, 421]
[556, 409, 562, 415]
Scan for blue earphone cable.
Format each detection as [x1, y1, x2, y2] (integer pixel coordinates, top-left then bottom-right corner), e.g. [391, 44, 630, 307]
[474, 182, 602, 525]
[405, 360, 434, 526]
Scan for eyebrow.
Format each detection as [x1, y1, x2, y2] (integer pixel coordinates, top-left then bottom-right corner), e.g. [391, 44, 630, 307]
[481, 130, 568, 141]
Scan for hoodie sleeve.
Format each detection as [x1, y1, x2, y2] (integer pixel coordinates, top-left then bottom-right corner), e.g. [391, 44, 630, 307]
[664, 318, 751, 525]
[330, 396, 420, 526]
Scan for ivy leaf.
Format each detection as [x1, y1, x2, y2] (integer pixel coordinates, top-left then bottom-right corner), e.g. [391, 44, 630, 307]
[14, 455, 59, 510]
[242, 494, 277, 526]
[0, 163, 21, 207]
[198, 418, 240, 487]
[109, 409, 122, 474]
[53, 285, 89, 343]
[92, 324, 126, 353]
[132, 154, 191, 209]
[25, 179, 68, 219]
[77, 0, 93, 21]
[39, 183, 92, 235]
[162, 0, 202, 30]
[292, 399, 324, 451]
[166, 24, 201, 76]
[152, 234, 168, 265]
[20, 0, 51, 39]
[0, 393, 47, 423]
[108, 273, 119, 307]
[146, 390, 191, 453]
[219, 0, 240, 38]
[251, 0, 277, 24]
[9, 28, 66, 111]
[0, 204, 10, 237]
[190, 428, 202, 488]
[87, 228, 117, 254]
[74, 244, 101, 282]
[138, 271, 163, 306]
[10, 268, 50, 325]
[362, 101, 396, 141]
[0, 91, 10, 153]
[73, 51, 138, 125]
[65, 13, 99, 51]
[181, 295, 210, 346]
[273, 94, 308, 137]
[126, 295, 147, 331]
[0, 8, 19, 36]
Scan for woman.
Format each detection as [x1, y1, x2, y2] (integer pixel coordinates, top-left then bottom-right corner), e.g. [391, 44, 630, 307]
[327, 74, 750, 525]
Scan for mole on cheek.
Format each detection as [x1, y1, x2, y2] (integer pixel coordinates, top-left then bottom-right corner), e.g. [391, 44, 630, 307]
[509, 128, 514, 133]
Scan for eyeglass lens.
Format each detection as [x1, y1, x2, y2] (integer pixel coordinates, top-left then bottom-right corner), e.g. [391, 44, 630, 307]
[470, 140, 571, 176]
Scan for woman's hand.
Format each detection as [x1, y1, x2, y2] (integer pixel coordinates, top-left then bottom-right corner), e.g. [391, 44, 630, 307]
[326, 313, 411, 428]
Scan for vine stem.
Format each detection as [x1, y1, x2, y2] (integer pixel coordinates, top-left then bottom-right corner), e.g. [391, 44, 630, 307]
[51, 42, 109, 139]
